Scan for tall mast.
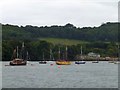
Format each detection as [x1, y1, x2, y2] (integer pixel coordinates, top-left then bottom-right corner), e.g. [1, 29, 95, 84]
[58, 47, 60, 60]
[117, 43, 120, 61]
[65, 46, 68, 60]
[22, 42, 24, 48]
[22, 42, 25, 59]
[43, 52, 45, 60]
[50, 49, 52, 60]
[81, 46, 83, 60]
[17, 46, 19, 58]
[26, 51, 29, 60]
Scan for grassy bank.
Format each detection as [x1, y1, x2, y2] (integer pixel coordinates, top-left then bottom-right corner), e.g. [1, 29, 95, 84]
[39, 37, 89, 45]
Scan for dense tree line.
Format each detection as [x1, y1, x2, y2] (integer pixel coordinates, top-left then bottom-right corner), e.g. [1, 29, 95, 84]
[2, 40, 118, 61]
[2, 22, 119, 42]
[2, 22, 119, 61]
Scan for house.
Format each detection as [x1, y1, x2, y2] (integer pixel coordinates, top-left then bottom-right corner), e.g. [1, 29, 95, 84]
[88, 52, 100, 57]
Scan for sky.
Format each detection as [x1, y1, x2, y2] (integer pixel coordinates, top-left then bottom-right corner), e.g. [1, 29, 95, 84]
[0, 0, 119, 27]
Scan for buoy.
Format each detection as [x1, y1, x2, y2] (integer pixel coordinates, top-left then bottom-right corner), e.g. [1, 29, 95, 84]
[58, 66, 61, 68]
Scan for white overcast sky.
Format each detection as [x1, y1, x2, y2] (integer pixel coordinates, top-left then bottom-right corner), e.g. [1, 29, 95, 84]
[0, 0, 119, 27]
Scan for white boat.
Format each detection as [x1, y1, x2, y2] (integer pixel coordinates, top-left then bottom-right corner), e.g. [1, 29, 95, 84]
[75, 46, 86, 64]
[39, 52, 47, 64]
[75, 61, 86, 64]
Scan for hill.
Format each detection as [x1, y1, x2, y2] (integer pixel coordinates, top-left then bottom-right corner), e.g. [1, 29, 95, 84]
[2, 22, 119, 42]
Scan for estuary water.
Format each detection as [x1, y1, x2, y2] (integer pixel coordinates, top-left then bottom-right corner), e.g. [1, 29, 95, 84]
[2, 61, 118, 88]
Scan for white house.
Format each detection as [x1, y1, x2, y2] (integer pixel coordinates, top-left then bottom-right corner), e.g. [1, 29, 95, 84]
[88, 52, 100, 57]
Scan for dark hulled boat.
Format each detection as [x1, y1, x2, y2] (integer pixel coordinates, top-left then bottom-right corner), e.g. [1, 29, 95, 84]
[75, 61, 86, 64]
[10, 58, 27, 66]
[39, 52, 47, 64]
[9, 42, 28, 66]
[75, 46, 86, 64]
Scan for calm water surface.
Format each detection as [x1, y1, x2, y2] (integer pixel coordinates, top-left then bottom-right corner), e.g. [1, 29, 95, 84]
[2, 61, 118, 88]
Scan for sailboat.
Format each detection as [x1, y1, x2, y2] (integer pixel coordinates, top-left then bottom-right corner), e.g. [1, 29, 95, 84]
[39, 52, 47, 64]
[75, 46, 86, 64]
[9, 42, 27, 66]
[56, 46, 71, 65]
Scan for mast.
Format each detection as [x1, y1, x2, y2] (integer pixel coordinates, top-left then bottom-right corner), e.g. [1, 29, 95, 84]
[65, 46, 68, 60]
[50, 49, 52, 60]
[58, 47, 60, 60]
[81, 46, 83, 61]
[43, 52, 45, 60]
[117, 43, 120, 61]
[17, 46, 19, 58]
[21, 42, 25, 59]
[26, 51, 29, 60]
[22, 42, 25, 48]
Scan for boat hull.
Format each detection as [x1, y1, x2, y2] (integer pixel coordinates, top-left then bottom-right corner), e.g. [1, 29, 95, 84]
[75, 61, 86, 64]
[39, 61, 47, 64]
[9, 62, 27, 66]
[56, 61, 71, 65]
[92, 61, 99, 63]
[9, 58, 27, 66]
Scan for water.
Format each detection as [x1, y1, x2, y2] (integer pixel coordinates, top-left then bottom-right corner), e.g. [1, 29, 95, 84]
[2, 61, 118, 88]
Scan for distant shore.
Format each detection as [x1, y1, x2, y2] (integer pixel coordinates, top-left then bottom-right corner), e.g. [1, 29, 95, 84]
[2, 57, 119, 61]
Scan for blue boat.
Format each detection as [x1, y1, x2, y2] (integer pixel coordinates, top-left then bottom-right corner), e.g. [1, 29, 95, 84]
[75, 61, 86, 64]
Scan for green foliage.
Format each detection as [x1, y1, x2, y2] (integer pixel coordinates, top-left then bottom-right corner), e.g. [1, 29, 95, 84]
[2, 22, 119, 42]
[39, 38, 88, 45]
[2, 22, 119, 61]
[2, 40, 119, 61]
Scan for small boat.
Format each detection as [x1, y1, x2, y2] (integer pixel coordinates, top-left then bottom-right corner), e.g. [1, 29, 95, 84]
[39, 52, 47, 64]
[92, 61, 99, 63]
[56, 60, 71, 65]
[56, 46, 71, 65]
[75, 61, 86, 64]
[39, 61, 47, 64]
[75, 46, 86, 64]
[10, 42, 27, 66]
[10, 58, 27, 66]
